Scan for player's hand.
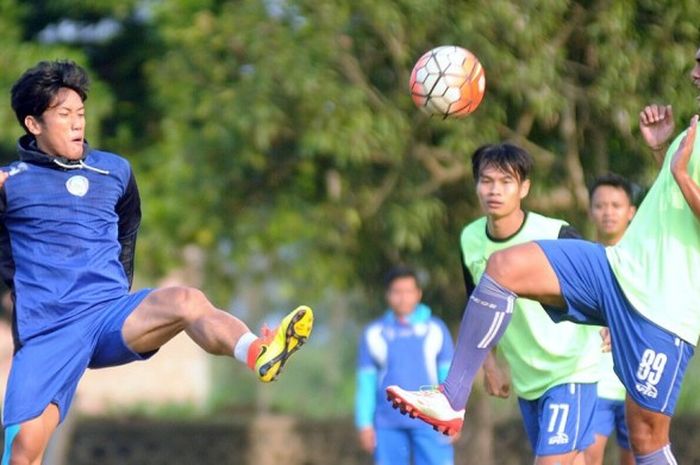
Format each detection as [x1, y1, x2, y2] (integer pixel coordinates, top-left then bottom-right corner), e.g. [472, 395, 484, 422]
[671, 115, 699, 179]
[599, 327, 612, 353]
[0, 171, 8, 190]
[640, 104, 675, 152]
[483, 352, 511, 398]
[358, 427, 376, 454]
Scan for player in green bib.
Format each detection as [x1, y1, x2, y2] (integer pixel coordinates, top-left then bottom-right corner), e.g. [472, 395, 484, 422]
[386, 46, 700, 465]
[459, 143, 599, 464]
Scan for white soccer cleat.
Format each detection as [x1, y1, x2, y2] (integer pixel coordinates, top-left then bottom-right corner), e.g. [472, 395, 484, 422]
[386, 385, 465, 436]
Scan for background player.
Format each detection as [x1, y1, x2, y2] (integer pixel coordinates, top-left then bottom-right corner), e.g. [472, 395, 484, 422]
[1, 60, 313, 465]
[387, 45, 700, 465]
[356, 267, 454, 465]
[461, 143, 599, 465]
[585, 174, 636, 465]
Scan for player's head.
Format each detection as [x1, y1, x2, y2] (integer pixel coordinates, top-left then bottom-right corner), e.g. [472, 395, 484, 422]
[384, 266, 422, 317]
[588, 173, 636, 246]
[11, 60, 89, 160]
[472, 143, 532, 219]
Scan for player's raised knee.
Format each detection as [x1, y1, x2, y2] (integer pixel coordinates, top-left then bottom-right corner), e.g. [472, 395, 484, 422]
[484, 248, 519, 287]
[164, 286, 209, 323]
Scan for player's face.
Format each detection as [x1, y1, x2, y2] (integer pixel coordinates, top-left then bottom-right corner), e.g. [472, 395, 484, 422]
[476, 165, 530, 219]
[25, 87, 85, 160]
[386, 277, 422, 318]
[589, 185, 635, 243]
[692, 48, 700, 91]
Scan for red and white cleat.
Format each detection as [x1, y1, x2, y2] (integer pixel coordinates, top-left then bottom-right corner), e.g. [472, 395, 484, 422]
[386, 385, 465, 436]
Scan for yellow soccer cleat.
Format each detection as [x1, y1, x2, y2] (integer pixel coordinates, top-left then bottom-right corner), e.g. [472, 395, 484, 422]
[252, 305, 313, 383]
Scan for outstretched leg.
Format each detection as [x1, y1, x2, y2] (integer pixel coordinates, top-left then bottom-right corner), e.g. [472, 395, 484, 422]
[121, 287, 313, 382]
[443, 242, 565, 409]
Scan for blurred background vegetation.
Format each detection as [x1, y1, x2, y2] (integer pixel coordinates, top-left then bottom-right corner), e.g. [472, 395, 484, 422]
[1, 0, 700, 421]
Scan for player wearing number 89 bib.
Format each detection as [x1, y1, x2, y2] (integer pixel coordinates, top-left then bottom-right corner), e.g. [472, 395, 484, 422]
[386, 47, 700, 465]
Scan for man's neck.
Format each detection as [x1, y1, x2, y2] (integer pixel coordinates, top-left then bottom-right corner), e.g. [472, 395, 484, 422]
[487, 209, 525, 240]
[597, 232, 623, 247]
[33, 138, 54, 157]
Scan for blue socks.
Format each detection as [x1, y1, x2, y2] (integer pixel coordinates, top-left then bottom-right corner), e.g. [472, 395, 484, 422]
[635, 445, 677, 465]
[442, 273, 516, 410]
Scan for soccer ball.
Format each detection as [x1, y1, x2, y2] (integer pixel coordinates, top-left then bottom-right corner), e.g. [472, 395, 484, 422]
[409, 45, 486, 118]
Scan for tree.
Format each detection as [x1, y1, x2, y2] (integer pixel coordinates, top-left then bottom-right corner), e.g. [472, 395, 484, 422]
[142, 0, 699, 314]
[136, 1, 700, 426]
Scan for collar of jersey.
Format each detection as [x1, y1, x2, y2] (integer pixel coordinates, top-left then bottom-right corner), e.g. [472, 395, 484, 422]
[17, 134, 91, 168]
[384, 303, 432, 325]
[485, 210, 529, 243]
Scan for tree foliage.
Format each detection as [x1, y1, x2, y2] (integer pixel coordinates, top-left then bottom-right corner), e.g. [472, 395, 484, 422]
[140, 0, 700, 315]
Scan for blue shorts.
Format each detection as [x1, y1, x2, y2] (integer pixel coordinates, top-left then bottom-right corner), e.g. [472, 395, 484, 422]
[536, 239, 694, 415]
[591, 397, 630, 449]
[3, 289, 155, 425]
[375, 425, 453, 465]
[517, 383, 597, 456]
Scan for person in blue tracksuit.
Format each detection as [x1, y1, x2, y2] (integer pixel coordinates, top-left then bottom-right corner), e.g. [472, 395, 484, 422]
[356, 267, 454, 465]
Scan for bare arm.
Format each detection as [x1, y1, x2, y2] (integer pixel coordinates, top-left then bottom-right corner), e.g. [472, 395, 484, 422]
[671, 115, 700, 220]
[483, 350, 511, 398]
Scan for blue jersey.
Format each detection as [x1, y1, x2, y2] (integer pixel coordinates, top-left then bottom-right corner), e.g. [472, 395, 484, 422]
[0, 136, 140, 347]
[355, 304, 454, 429]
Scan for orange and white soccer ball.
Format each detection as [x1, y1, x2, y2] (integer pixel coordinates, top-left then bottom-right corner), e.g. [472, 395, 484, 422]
[409, 45, 486, 118]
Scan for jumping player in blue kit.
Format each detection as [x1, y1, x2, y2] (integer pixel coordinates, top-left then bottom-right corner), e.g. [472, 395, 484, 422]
[0, 60, 314, 465]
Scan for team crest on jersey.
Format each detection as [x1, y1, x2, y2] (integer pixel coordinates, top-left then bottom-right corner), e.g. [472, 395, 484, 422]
[66, 175, 89, 197]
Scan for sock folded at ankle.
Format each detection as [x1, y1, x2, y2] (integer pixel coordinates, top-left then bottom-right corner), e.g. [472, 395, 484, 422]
[635, 444, 677, 465]
[233, 332, 260, 369]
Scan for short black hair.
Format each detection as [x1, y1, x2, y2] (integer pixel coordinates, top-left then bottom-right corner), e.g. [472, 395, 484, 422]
[471, 143, 533, 182]
[384, 266, 421, 290]
[589, 173, 634, 204]
[11, 60, 89, 133]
